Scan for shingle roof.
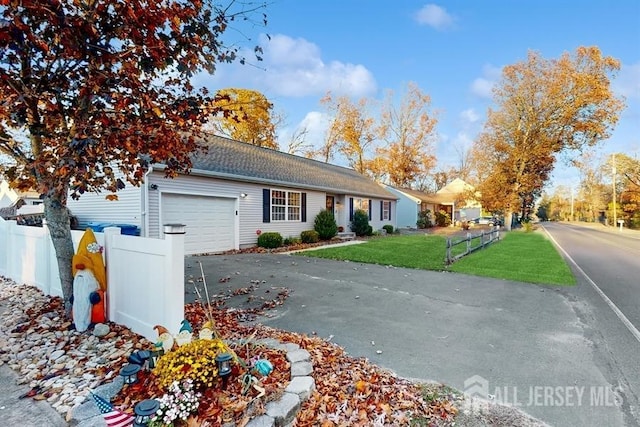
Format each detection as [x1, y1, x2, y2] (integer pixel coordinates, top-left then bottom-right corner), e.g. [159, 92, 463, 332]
[387, 186, 453, 204]
[185, 133, 395, 199]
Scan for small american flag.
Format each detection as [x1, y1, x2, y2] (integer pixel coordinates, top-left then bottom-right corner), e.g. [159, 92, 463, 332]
[91, 392, 134, 427]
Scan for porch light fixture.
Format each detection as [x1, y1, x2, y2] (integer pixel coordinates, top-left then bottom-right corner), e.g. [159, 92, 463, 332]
[216, 352, 233, 388]
[119, 363, 141, 384]
[133, 399, 160, 426]
[149, 183, 158, 190]
[240, 193, 248, 198]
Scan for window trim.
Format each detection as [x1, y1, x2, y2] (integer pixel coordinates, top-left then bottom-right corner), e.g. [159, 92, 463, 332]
[270, 189, 302, 222]
[382, 200, 391, 221]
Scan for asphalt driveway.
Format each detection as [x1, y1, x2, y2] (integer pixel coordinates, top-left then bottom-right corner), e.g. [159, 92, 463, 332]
[185, 252, 631, 427]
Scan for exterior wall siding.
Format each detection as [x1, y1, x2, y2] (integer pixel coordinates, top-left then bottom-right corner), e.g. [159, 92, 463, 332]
[66, 179, 142, 229]
[384, 187, 419, 229]
[258, 189, 325, 246]
[344, 195, 398, 232]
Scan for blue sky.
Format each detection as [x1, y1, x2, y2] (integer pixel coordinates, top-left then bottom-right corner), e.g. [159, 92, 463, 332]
[203, 1, 640, 190]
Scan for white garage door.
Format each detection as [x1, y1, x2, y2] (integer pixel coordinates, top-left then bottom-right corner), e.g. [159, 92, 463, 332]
[161, 193, 236, 255]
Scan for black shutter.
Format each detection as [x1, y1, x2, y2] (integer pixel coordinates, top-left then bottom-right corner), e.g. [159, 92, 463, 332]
[301, 192, 307, 222]
[380, 200, 383, 221]
[349, 198, 354, 221]
[368, 200, 372, 220]
[389, 201, 392, 221]
[262, 189, 270, 223]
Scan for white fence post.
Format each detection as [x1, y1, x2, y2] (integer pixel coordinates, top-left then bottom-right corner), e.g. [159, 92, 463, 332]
[103, 226, 121, 321]
[41, 219, 53, 296]
[0, 218, 8, 277]
[163, 224, 185, 334]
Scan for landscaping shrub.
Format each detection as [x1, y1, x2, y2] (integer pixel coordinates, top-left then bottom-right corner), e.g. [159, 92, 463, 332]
[434, 210, 452, 227]
[382, 224, 394, 234]
[314, 209, 338, 240]
[283, 236, 301, 246]
[300, 230, 320, 243]
[257, 232, 283, 248]
[350, 209, 370, 236]
[416, 209, 433, 229]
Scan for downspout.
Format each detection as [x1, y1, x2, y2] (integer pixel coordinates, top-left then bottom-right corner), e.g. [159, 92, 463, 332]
[142, 166, 153, 237]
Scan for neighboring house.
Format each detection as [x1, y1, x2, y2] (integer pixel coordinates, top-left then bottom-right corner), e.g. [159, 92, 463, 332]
[67, 134, 398, 255]
[0, 179, 44, 217]
[436, 178, 482, 222]
[385, 178, 481, 228]
[383, 185, 453, 228]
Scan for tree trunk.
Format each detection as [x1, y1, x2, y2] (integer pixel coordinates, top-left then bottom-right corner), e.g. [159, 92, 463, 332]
[505, 212, 513, 231]
[43, 191, 75, 317]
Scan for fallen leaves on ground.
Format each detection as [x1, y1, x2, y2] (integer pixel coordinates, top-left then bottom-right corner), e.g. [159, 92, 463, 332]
[172, 304, 459, 426]
[2, 280, 460, 426]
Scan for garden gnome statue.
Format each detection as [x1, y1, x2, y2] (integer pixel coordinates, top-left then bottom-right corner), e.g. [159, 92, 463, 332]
[71, 228, 107, 331]
[72, 268, 100, 332]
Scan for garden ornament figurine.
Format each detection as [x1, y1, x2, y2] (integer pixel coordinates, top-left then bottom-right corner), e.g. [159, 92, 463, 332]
[71, 228, 107, 331]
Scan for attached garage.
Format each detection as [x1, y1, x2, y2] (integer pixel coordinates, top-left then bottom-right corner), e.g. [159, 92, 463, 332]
[161, 193, 237, 255]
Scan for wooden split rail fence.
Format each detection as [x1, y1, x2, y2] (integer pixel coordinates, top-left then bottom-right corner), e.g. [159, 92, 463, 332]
[446, 227, 501, 264]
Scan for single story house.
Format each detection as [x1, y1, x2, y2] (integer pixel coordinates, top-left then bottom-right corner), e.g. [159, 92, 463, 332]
[0, 179, 44, 217]
[436, 178, 482, 222]
[67, 134, 398, 254]
[383, 185, 453, 228]
[384, 178, 481, 228]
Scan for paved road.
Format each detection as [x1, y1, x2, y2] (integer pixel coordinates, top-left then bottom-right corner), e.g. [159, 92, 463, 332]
[188, 244, 640, 427]
[541, 221, 640, 332]
[540, 222, 640, 427]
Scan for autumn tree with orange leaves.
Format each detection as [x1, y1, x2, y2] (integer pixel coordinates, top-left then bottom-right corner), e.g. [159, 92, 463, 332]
[320, 93, 378, 174]
[470, 47, 624, 228]
[373, 83, 438, 187]
[209, 88, 279, 149]
[0, 0, 267, 313]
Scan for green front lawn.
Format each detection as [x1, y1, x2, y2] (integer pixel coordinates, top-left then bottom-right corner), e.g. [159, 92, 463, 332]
[448, 231, 576, 285]
[299, 231, 576, 286]
[302, 234, 448, 270]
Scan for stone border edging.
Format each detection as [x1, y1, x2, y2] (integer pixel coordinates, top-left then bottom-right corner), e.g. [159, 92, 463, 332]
[70, 338, 315, 427]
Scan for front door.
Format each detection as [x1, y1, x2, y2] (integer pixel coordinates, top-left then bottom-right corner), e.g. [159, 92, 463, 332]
[326, 195, 335, 215]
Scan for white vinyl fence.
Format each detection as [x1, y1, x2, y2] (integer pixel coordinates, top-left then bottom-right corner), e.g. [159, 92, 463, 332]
[0, 217, 185, 342]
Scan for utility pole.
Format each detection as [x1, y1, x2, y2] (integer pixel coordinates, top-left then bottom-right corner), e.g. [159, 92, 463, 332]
[612, 154, 617, 227]
[570, 185, 574, 221]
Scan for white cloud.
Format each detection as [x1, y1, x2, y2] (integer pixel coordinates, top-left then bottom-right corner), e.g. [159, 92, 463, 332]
[414, 4, 455, 30]
[278, 111, 330, 152]
[470, 78, 493, 99]
[460, 108, 479, 124]
[200, 34, 377, 99]
[614, 61, 640, 100]
[470, 64, 502, 99]
[264, 34, 376, 97]
[299, 111, 329, 136]
[453, 131, 473, 147]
